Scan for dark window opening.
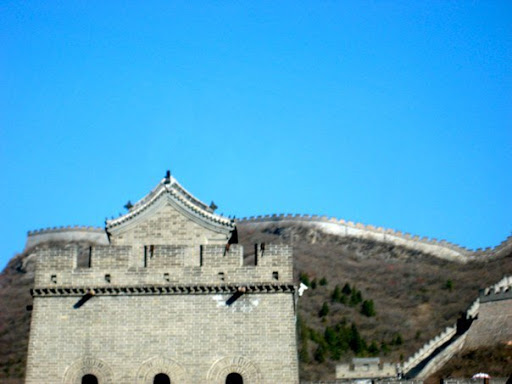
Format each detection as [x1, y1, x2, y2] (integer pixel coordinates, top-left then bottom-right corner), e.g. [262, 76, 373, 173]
[218, 272, 225, 281]
[154, 373, 171, 384]
[226, 372, 243, 384]
[105, 274, 111, 283]
[144, 245, 155, 267]
[164, 273, 170, 282]
[77, 246, 92, 269]
[82, 374, 98, 384]
[273, 271, 279, 280]
[51, 274, 57, 284]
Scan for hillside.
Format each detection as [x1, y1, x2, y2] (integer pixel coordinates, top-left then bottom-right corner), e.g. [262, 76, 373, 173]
[1, 222, 511, 382]
[237, 220, 512, 381]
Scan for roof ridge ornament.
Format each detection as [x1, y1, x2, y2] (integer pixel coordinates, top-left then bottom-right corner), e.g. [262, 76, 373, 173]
[164, 170, 171, 185]
[105, 173, 234, 232]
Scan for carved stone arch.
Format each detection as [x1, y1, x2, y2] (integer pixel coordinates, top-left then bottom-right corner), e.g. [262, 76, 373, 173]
[62, 357, 114, 384]
[207, 356, 262, 384]
[136, 356, 186, 384]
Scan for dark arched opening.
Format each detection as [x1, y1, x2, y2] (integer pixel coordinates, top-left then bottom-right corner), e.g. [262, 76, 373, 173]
[154, 373, 171, 384]
[226, 372, 243, 384]
[82, 374, 98, 384]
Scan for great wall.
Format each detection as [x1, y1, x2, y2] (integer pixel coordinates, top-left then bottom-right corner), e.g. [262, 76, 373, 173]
[399, 276, 512, 379]
[25, 214, 512, 263]
[21, 201, 512, 382]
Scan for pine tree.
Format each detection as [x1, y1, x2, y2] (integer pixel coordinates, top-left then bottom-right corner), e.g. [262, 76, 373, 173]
[368, 340, 379, 356]
[314, 344, 326, 363]
[299, 272, 310, 287]
[319, 302, 330, 318]
[349, 323, 365, 354]
[349, 288, 362, 307]
[361, 299, 376, 317]
[342, 283, 352, 295]
[331, 285, 342, 302]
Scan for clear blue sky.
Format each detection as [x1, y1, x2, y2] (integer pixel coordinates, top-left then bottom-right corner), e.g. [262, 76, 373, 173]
[1, 1, 511, 269]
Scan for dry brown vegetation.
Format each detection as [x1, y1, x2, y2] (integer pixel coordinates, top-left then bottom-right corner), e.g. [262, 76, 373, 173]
[238, 222, 512, 381]
[0, 223, 511, 382]
[425, 344, 512, 383]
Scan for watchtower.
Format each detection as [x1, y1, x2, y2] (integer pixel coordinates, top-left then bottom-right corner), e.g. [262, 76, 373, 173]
[25, 174, 299, 384]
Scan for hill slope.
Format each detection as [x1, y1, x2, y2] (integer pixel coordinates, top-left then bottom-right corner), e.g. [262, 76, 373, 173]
[0, 223, 511, 382]
[237, 220, 512, 381]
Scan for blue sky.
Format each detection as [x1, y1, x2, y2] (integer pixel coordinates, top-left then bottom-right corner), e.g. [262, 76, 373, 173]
[1, 1, 511, 269]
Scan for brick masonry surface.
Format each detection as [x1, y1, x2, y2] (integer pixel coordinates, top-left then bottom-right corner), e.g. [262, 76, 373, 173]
[25, 294, 299, 384]
[25, 187, 300, 384]
[463, 299, 512, 349]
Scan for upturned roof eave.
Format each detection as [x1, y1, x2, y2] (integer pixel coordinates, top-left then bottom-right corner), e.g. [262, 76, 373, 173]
[105, 177, 234, 232]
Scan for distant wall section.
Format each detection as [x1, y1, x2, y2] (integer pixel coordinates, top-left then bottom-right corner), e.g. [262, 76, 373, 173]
[237, 214, 512, 262]
[26, 226, 109, 249]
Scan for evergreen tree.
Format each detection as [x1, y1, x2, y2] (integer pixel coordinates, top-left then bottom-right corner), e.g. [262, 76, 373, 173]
[392, 333, 403, 346]
[349, 288, 362, 307]
[311, 278, 317, 289]
[314, 344, 326, 363]
[309, 328, 323, 344]
[342, 283, 352, 295]
[368, 340, 379, 356]
[319, 277, 328, 286]
[361, 299, 376, 317]
[331, 285, 342, 302]
[299, 272, 310, 287]
[349, 323, 365, 354]
[319, 302, 330, 318]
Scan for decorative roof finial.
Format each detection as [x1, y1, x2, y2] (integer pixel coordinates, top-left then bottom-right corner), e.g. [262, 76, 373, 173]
[209, 201, 218, 212]
[164, 170, 171, 184]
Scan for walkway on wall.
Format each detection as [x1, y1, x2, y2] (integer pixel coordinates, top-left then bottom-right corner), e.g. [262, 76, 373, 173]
[405, 331, 464, 378]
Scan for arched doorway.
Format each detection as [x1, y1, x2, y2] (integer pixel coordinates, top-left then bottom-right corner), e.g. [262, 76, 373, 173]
[153, 373, 171, 384]
[226, 372, 243, 384]
[82, 374, 99, 384]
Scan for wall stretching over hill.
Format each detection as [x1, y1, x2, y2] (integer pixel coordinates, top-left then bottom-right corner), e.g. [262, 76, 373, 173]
[25, 226, 109, 249]
[237, 214, 512, 262]
[25, 214, 512, 263]
[403, 275, 512, 379]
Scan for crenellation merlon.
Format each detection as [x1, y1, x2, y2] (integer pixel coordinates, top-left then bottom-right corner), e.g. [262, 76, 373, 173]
[32, 243, 295, 289]
[236, 215, 511, 262]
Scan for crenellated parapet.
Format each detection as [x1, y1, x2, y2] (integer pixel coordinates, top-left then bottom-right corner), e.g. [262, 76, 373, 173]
[402, 275, 511, 378]
[237, 214, 512, 262]
[32, 243, 294, 292]
[480, 276, 512, 303]
[25, 213, 511, 263]
[401, 326, 457, 376]
[25, 226, 109, 249]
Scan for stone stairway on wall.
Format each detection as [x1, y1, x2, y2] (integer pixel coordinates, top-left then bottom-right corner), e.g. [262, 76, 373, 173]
[402, 276, 511, 379]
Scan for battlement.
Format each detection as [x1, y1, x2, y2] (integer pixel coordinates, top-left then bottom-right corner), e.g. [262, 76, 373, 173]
[402, 275, 512, 378]
[25, 226, 109, 249]
[33, 243, 294, 289]
[336, 358, 396, 380]
[237, 215, 512, 262]
[480, 276, 512, 303]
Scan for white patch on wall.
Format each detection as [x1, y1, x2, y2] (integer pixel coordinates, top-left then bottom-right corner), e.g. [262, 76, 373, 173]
[212, 295, 260, 313]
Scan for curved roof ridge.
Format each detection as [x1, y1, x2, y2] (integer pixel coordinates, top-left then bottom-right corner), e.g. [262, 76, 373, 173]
[106, 176, 233, 230]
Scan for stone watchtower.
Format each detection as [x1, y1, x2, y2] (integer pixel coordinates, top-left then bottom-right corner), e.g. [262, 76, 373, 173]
[25, 174, 299, 384]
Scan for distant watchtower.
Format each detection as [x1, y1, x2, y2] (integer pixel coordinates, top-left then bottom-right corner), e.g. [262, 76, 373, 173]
[25, 174, 299, 384]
